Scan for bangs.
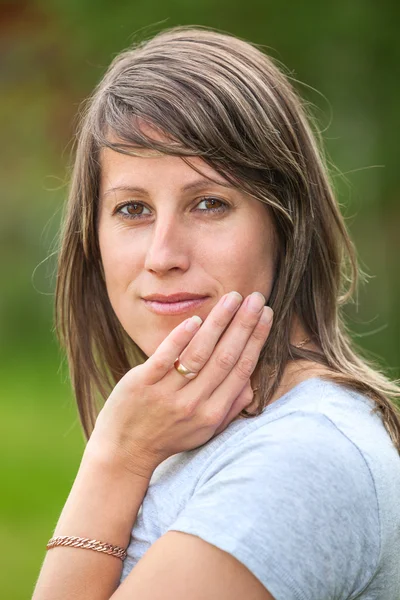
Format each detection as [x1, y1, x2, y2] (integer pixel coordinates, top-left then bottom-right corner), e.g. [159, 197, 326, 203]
[83, 30, 305, 226]
[89, 38, 286, 171]
[90, 80, 292, 221]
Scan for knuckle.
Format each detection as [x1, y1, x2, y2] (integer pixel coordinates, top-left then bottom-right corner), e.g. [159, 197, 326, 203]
[204, 407, 224, 426]
[180, 399, 198, 420]
[235, 356, 256, 380]
[152, 355, 170, 372]
[211, 314, 227, 329]
[187, 347, 209, 367]
[252, 322, 269, 341]
[216, 351, 237, 371]
[238, 317, 257, 332]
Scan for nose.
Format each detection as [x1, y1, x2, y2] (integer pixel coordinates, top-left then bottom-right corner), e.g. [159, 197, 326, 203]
[144, 215, 190, 275]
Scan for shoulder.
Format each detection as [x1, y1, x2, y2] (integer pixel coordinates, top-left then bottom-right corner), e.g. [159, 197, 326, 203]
[202, 374, 384, 494]
[215, 407, 378, 493]
[120, 378, 385, 600]
[161, 404, 381, 599]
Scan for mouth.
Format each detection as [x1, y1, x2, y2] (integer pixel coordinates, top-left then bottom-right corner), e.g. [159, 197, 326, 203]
[142, 297, 209, 316]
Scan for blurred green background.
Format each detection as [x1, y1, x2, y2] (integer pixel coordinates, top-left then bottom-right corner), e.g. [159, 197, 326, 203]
[1, 1, 399, 597]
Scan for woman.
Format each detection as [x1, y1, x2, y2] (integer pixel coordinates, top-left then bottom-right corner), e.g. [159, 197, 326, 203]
[33, 26, 400, 599]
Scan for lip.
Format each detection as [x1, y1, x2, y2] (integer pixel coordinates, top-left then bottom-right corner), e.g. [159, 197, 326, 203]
[143, 297, 209, 315]
[142, 293, 208, 302]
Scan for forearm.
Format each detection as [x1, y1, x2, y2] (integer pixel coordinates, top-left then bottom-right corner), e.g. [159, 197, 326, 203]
[32, 442, 152, 600]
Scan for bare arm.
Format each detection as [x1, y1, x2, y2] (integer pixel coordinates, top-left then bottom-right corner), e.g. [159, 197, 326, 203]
[32, 443, 151, 600]
[32, 293, 271, 599]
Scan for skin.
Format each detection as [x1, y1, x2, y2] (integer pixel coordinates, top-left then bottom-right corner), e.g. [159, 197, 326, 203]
[97, 127, 329, 411]
[32, 129, 329, 600]
[98, 149, 275, 357]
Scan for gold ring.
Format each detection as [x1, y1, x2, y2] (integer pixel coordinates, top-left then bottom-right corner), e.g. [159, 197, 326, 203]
[173, 358, 198, 379]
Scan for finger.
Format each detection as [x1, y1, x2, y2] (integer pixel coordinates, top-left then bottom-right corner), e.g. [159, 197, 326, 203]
[166, 291, 244, 389]
[204, 306, 273, 419]
[191, 292, 268, 398]
[142, 315, 203, 385]
[213, 381, 254, 437]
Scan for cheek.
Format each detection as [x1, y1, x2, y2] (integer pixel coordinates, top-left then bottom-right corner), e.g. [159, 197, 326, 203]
[227, 221, 275, 291]
[228, 223, 273, 264]
[98, 227, 140, 296]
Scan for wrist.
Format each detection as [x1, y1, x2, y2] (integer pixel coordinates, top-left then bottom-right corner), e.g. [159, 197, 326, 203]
[35, 433, 153, 600]
[54, 440, 152, 547]
[84, 432, 160, 481]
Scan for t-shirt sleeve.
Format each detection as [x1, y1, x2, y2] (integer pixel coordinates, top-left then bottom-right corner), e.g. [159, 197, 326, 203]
[166, 412, 380, 600]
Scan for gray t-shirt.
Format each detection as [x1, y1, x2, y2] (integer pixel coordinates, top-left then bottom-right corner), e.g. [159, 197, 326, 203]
[120, 377, 400, 599]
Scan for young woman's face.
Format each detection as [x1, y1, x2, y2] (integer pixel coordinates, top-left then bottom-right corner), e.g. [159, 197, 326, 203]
[98, 135, 277, 357]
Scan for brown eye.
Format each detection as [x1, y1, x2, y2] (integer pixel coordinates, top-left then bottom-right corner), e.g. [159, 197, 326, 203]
[203, 198, 222, 209]
[126, 203, 143, 215]
[196, 197, 229, 214]
[116, 202, 151, 219]
[115, 197, 229, 220]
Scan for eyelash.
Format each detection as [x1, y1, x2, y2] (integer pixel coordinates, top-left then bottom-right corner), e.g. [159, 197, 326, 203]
[114, 197, 229, 220]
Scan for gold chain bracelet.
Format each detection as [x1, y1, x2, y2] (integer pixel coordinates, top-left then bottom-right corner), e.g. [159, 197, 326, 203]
[46, 535, 127, 561]
[47, 338, 313, 561]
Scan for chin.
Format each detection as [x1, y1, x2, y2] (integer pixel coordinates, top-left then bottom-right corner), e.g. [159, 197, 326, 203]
[129, 332, 170, 358]
[124, 314, 190, 358]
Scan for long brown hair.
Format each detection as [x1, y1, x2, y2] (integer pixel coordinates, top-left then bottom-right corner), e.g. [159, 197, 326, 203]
[55, 25, 400, 450]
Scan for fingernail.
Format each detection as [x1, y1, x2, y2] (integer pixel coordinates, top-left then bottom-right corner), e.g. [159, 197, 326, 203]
[223, 291, 243, 311]
[246, 292, 265, 313]
[260, 306, 274, 324]
[185, 315, 202, 332]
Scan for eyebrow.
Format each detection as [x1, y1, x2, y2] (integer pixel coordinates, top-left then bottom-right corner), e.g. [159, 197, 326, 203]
[101, 178, 234, 199]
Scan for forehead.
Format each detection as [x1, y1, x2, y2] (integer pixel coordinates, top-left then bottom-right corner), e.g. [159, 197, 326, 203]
[99, 153, 237, 203]
[99, 122, 233, 191]
[100, 149, 230, 189]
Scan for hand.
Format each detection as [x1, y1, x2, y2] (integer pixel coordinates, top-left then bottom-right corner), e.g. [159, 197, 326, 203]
[89, 292, 273, 478]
